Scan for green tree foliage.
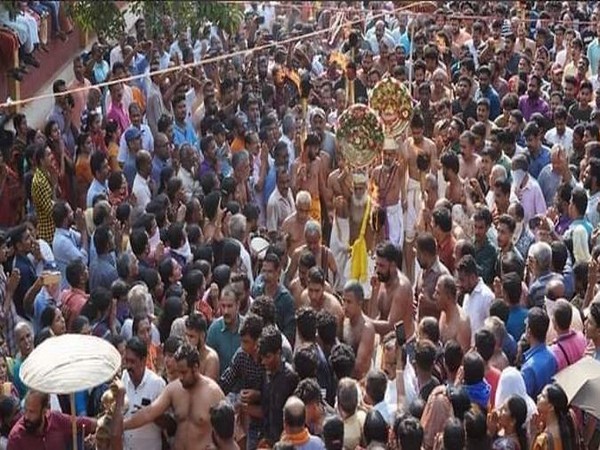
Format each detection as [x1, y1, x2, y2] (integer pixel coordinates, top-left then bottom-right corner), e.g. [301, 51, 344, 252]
[67, 1, 243, 40]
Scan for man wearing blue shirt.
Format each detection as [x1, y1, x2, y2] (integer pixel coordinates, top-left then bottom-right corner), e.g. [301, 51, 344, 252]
[89, 225, 118, 292]
[521, 307, 557, 398]
[86, 152, 110, 208]
[172, 94, 199, 152]
[52, 201, 88, 290]
[474, 65, 501, 120]
[523, 122, 551, 179]
[503, 272, 528, 341]
[206, 286, 242, 376]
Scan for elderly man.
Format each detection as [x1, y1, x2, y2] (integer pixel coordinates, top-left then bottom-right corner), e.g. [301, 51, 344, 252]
[347, 173, 374, 294]
[537, 145, 575, 207]
[527, 242, 564, 308]
[286, 221, 338, 288]
[229, 213, 253, 284]
[267, 166, 296, 234]
[282, 191, 312, 253]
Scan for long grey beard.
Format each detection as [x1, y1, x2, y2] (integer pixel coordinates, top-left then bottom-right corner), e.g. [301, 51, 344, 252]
[350, 194, 368, 223]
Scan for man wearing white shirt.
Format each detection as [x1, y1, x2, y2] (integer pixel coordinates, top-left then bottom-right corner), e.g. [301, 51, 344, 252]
[122, 337, 165, 450]
[544, 107, 573, 153]
[228, 213, 253, 284]
[280, 113, 297, 171]
[132, 151, 153, 212]
[109, 34, 127, 68]
[176, 144, 202, 201]
[86, 152, 110, 208]
[267, 167, 296, 233]
[119, 103, 154, 164]
[457, 255, 494, 344]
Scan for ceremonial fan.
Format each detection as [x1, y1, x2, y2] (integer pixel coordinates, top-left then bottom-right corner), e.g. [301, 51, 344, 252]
[20, 334, 123, 450]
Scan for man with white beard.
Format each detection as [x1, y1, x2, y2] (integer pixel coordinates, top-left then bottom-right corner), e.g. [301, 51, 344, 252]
[348, 173, 375, 298]
[330, 172, 375, 294]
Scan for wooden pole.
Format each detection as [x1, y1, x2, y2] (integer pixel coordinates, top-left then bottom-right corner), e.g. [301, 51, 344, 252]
[70, 393, 77, 450]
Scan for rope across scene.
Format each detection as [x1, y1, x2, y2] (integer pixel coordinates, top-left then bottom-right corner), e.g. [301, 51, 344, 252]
[0, 1, 432, 110]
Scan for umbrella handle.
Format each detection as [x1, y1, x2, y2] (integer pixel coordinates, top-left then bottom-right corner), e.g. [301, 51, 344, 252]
[71, 393, 77, 450]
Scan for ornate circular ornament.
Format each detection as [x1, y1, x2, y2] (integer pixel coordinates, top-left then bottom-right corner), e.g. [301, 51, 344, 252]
[336, 103, 385, 169]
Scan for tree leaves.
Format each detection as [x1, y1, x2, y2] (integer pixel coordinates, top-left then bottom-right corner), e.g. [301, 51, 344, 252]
[67, 1, 243, 41]
[66, 1, 126, 37]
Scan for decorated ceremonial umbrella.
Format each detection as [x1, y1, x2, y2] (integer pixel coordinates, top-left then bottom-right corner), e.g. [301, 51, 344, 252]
[336, 103, 385, 170]
[20, 334, 122, 449]
[369, 76, 414, 139]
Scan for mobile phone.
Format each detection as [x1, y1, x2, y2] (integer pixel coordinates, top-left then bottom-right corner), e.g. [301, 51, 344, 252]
[395, 321, 406, 347]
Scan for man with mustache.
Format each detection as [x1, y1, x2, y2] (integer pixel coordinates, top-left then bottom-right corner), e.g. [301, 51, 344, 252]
[290, 133, 327, 223]
[403, 113, 436, 284]
[7, 390, 96, 449]
[370, 137, 406, 249]
[124, 344, 225, 450]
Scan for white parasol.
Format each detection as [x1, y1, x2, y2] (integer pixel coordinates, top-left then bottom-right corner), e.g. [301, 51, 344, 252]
[20, 334, 122, 448]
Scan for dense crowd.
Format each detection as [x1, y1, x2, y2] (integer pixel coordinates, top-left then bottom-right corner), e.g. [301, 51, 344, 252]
[2, 1, 600, 450]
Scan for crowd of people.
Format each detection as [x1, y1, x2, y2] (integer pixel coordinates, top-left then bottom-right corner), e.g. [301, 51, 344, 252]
[2, 1, 600, 450]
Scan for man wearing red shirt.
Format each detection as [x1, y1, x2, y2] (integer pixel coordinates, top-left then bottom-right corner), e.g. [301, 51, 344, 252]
[8, 390, 96, 450]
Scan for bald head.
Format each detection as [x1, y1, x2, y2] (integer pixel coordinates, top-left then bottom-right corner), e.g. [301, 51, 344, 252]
[436, 274, 457, 305]
[546, 279, 565, 301]
[284, 396, 306, 430]
[296, 190, 311, 208]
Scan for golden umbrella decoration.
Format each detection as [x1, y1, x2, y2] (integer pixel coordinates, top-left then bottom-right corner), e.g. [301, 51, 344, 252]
[369, 76, 414, 140]
[20, 334, 122, 449]
[336, 103, 385, 170]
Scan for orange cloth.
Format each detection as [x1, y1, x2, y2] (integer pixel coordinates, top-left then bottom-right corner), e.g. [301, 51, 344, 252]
[131, 86, 146, 112]
[231, 136, 245, 153]
[107, 142, 120, 172]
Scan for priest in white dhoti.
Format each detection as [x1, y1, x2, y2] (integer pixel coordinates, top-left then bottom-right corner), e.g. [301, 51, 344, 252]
[348, 173, 376, 299]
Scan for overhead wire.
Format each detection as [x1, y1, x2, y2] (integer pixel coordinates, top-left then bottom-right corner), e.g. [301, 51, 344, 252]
[1, 1, 432, 109]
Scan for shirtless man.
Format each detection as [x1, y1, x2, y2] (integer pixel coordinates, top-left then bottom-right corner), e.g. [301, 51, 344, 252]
[416, 174, 438, 234]
[286, 220, 337, 287]
[290, 133, 327, 223]
[289, 250, 333, 308]
[435, 274, 471, 352]
[184, 313, 220, 381]
[281, 190, 312, 254]
[440, 150, 466, 205]
[300, 266, 344, 336]
[341, 280, 376, 380]
[371, 241, 415, 339]
[403, 113, 436, 283]
[458, 130, 481, 180]
[124, 344, 225, 450]
[370, 137, 406, 248]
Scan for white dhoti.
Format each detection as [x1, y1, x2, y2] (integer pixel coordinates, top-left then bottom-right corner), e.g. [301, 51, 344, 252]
[404, 178, 422, 242]
[437, 168, 447, 200]
[329, 216, 350, 291]
[385, 202, 404, 249]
